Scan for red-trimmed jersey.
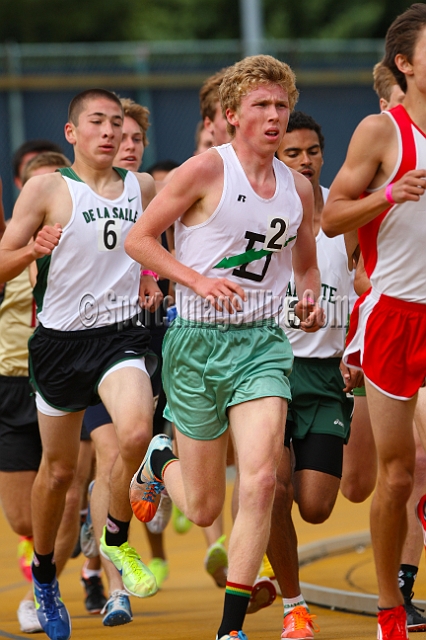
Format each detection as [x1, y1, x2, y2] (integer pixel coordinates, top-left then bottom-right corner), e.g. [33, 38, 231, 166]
[344, 106, 426, 398]
[360, 104, 426, 303]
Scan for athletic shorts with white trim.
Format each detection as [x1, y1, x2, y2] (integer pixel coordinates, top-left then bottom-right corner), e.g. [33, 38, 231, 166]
[345, 289, 426, 400]
[29, 317, 155, 413]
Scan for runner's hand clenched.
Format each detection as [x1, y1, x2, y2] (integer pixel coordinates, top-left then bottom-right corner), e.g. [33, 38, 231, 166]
[32, 223, 62, 259]
[193, 275, 246, 314]
[388, 169, 426, 203]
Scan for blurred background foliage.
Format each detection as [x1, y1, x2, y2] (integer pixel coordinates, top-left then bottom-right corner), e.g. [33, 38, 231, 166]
[0, 0, 415, 43]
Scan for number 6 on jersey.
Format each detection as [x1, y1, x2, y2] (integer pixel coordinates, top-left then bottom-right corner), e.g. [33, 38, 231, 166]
[97, 218, 121, 252]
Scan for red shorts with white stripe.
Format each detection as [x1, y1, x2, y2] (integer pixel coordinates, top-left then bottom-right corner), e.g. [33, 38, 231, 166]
[344, 289, 426, 400]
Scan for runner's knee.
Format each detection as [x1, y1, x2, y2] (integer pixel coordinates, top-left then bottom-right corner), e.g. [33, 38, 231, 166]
[118, 426, 151, 464]
[239, 468, 276, 512]
[297, 495, 335, 524]
[186, 496, 223, 527]
[95, 448, 119, 479]
[43, 462, 75, 493]
[6, 510, 33, 537]
[379, 462, 414, 503]
[340, 472, 375, 503]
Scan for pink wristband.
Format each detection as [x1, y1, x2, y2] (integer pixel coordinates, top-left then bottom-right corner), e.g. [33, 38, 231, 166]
[141, 269, 159, 281]
[385, 183, 395, 205]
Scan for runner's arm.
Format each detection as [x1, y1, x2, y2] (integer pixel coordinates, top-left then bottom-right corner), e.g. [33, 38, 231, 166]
[291, 171, 323, 332]
[322, 114, 426, 236]
[0, 176, 61, 282]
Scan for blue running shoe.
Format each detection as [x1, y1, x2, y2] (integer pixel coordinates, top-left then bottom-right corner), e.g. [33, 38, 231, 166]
[129, 434, 172, 523]
[102, 590, 133, 627]
[216, 633, 248, 640]
[33, 576, 71, 640]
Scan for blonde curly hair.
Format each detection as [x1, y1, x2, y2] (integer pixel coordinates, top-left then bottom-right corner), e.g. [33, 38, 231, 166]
[219, 55, 298, 137]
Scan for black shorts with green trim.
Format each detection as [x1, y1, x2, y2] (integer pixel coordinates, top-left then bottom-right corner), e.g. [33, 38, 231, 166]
[284, 356, 353, 444]
[29, 318, 153, 412]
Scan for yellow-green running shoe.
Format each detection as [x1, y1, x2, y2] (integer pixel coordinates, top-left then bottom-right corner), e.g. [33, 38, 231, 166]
[172, 504, 193, 534]
[99, 527, 158, 598]
[204, 534, 228, 588]
[147, 558, 169, 588]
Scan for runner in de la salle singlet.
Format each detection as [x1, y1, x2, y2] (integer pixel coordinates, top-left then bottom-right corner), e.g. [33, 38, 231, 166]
[0, 151, 109, 633]
[0, 89, 163, 640]
[81, 98, 170, 627]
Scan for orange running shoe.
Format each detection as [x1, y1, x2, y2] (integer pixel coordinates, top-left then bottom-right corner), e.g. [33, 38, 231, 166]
[17, 536, 33, 582]
[129, 434, 171, 523]
[281, 606, 319, 639]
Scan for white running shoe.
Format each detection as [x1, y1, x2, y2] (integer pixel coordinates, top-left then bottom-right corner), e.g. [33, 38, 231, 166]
[146, 490, 173, 534]
[17, 599, 43, 633]
[130, 434, 172, 523]
[101, 590, 133, 626]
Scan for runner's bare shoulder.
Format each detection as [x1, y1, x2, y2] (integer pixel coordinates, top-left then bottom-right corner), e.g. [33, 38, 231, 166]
[166, 148, 223, 196]
[347, 113, 396, 163]
[289, 167, 313, 201]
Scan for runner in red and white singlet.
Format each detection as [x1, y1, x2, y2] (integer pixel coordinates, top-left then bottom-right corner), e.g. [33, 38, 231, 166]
[345, 103, 426, 400]
[322, 6, 426, 639]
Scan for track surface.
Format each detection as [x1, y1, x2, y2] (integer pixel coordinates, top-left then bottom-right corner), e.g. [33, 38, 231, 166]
[1, 488, 423, 639]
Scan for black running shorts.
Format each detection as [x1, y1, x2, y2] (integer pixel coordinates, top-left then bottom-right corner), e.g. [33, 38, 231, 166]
[29, 317, 154, 412]
[84, 402, 112, 433]
[0, 376, 42, 471]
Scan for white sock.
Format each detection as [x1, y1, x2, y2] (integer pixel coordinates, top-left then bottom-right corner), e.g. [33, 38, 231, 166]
[283, 594, 308, 616]
[82, 560, 102, 579]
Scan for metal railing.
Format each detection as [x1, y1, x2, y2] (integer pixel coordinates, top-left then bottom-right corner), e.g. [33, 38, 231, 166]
[1, 39, 385, 89]
[0, 39, 385, 213]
